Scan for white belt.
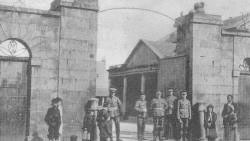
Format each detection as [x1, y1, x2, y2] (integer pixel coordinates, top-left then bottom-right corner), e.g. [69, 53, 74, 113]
[108, 107, 118, 111]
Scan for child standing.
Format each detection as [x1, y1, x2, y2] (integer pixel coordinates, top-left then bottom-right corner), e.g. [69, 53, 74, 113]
[82, 98, 98, 141]
[97, 108, 112, 141]
[204, 104, 217, 141]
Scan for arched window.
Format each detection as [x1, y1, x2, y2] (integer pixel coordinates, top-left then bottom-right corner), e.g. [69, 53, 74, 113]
[0, 39, 30, 58]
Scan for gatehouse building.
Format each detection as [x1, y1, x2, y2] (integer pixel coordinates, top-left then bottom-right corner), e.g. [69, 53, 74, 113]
[108, 4, 250, 140]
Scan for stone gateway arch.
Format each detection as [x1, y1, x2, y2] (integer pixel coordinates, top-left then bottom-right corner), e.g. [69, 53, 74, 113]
[0, 0, 98, 140]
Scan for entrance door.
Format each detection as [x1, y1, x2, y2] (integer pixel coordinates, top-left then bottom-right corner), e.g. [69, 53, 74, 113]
[0, 61, 28, 141]
[238, 73, 250, 139]
[0, 39, 31, 141]
[126, 75, 141, 117]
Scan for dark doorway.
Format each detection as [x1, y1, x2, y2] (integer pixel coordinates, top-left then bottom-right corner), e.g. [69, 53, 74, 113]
[145, 73, 158, 113]
[126, 74, 141, 117]
[238, 73, 250, 140]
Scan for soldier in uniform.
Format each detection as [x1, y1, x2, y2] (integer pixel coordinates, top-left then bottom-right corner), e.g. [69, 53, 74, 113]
[104, 88, 123, 141]
[151, 91, 167, 141]
[177, 91, 192, 141]
[164, 88, 177, 139]
[134, 93, 147, 141]
[45, 98, 61, 141]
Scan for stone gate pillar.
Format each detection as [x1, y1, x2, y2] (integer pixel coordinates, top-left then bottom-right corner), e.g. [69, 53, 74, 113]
[50, 0, 98, 140]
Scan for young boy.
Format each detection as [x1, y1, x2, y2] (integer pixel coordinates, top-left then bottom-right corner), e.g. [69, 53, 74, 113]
[45, 98, 61, 141]
[97, 108, 112, 141]
[82, 99, 98, 141]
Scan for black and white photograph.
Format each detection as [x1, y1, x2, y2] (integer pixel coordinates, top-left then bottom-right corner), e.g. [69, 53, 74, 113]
[0, 0, 249, 141]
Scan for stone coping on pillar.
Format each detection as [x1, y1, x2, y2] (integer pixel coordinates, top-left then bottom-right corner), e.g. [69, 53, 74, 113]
[50, 0, 98, 12]
[198, 102, 206, 112]
[190, 13, 222, 25]
[0, 4, 60, 17]
[175, 13, 222, 27]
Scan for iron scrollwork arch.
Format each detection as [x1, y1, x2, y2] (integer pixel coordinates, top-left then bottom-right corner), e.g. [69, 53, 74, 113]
[239, 58, 250, 72]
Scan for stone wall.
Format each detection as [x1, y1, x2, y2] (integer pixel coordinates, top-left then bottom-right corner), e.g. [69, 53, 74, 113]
[158, 56, 187, 97]
[0, 6, 60, 140]
[0, 0, 98, 140]
[176, 9, 250, 139]
[191, 14, 232, 139]
[57, 1, 98, 140]
[176, 11, 234, 139]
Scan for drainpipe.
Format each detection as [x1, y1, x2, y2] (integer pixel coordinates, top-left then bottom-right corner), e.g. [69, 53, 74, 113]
[232, 36, 235, 96]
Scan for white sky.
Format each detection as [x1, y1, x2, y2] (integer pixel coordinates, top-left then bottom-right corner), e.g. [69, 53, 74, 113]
[1, 0, 250, 67]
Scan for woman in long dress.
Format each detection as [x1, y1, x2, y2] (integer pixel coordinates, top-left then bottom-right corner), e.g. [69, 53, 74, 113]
[222, 95, 239, 141]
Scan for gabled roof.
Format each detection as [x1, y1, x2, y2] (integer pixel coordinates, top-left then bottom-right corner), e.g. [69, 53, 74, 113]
[223, 13, 250, 31]
[124, 39, 176, 65]
[143, 40, 176, 58]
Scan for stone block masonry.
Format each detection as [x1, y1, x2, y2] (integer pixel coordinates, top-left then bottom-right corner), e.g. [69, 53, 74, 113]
[0, 0, 98, 140]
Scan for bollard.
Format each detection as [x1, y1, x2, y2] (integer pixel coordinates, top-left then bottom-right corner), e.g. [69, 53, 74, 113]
[70, 135, 77, 141]
[198, 103, 207, 141]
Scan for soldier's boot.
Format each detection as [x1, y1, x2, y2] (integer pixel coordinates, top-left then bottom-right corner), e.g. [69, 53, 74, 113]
[184, 136, 188, 141]
[142, 134, 146, 140]
[183, 129, 189, 141]
[153, 136, 157, 141]
[179, 136, 183, 141]
[116, 137, 122, 141]
[159, 131, 164, 141]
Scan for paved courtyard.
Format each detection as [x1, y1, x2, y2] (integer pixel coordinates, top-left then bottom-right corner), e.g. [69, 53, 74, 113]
[114, 122, 175, 141]
[119, 122, 153, 141]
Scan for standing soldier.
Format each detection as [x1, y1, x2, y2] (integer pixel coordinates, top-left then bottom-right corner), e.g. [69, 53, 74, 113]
[164, 88, 177, 139]
[104, 88, 123, 141]
[45, 98, 61, 141]
[134, 93, 147, 141]
[151, 91, 167, 141]
[177, 91, 192, 141]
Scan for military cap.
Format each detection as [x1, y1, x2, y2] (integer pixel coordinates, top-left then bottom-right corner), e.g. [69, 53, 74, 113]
[168, 88, 174, 92]
[110, 87, 117, 92]
[181, 90, 187, 94]
[156, 91, 162, 95]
